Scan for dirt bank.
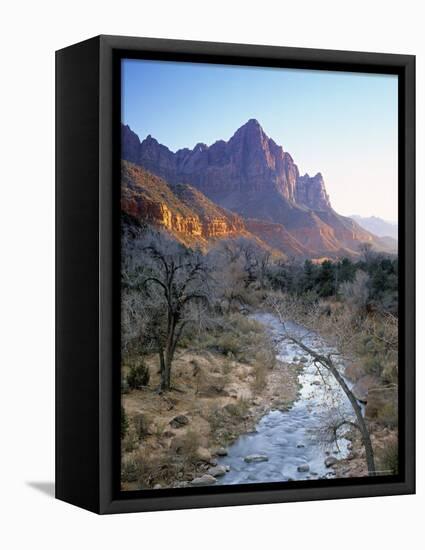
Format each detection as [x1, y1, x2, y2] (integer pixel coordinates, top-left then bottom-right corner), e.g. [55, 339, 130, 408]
[121, 346, 301, 490]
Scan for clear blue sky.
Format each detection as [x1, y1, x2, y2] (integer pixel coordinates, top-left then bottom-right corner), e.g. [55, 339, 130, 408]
[122, 59, 398, 221]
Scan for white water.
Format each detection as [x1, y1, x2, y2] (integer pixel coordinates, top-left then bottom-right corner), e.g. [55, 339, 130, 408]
[216, 313, 357, 484]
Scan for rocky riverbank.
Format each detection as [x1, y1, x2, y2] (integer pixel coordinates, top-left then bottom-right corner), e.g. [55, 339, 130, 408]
[122, 310, 396, 489]
[121, 320, 302, 490]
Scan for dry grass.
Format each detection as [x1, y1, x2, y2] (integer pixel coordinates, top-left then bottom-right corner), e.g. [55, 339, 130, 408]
[120, 311, 299, 490]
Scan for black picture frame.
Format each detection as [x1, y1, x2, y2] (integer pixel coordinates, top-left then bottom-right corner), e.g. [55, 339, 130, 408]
[56, 35, 415, 514]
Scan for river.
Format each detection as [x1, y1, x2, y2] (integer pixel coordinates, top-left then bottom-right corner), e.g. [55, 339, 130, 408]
[216, 312, 357, 484]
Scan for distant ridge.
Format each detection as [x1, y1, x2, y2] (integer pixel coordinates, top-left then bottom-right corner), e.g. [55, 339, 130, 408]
[350, 215, 398, 241]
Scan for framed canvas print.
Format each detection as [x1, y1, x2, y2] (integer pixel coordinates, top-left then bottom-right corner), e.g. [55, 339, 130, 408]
[56, 35, 415, 514]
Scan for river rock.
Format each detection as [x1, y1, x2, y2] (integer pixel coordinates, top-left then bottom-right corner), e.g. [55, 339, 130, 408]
[244, 454, 269, 463]
[195, 447, 213, 463]
[190, 474, 217, 486]
[174, 481, 189, 488]
[296, 443, 305, 448]
[297, 463, 310, 472]
[170, 415, 189, 428]
[293, 356, 299, 362]
[325, 456, 338, 468]
[207, 465, 227, 477]
[300, 356, 309, 363]
[216, 447, 228, 457]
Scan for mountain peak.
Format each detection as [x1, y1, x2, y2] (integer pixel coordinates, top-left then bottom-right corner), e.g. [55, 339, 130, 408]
[231, 119, 268, 148]
[239, 118, 264, 133]
[246, 118, 261, 127]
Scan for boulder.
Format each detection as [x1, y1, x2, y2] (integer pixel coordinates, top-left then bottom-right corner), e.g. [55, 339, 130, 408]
[190, 474, 217, 487]
[195, 447, 213, 463]
[207, 465, 227, 477]
[216, 447, 228, 457]
[244, 454, 269, 463]
[299, 356, 309, 363]
[325, 456, 338, 468]
[297, 463, 310, 472]
[170, 415, 189, 428]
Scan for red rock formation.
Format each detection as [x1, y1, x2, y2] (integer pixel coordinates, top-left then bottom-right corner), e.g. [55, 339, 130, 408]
[122, 162, 288, 254]
[122, 121, 395, 257]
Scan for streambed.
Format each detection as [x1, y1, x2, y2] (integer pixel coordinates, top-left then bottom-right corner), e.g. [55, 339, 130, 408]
[216, 313, 357, 484]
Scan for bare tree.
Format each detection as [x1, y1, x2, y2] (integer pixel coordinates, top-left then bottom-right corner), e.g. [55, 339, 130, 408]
[340, 270, 370, 314]
[123, 231, 211, 392]
[268, 294, 376, 475]
[258, 250, 272, 289]
[207, 241, 251, 313]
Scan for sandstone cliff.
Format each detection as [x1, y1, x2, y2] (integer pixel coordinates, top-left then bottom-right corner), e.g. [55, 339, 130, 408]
[122, 121, 396, 257]
[122, 161, 295, 256]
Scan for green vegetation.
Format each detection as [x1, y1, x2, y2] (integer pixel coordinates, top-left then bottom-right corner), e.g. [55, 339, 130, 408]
[121, 220, 398, 485]
[120, 405, 128, 439]
[268, 250, 397, 315]
[126, 360, 150, 389]
[378, 439, 399, 475]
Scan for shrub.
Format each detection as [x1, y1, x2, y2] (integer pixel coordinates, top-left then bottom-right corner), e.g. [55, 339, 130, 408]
[378, 439, 398, 475]
[133, 412, 151, 438]
[171, 429, 202, 461]
[121, 376, 130, 394]
[252, 360, 267, 391]
[224, 398, 250, 419]
[376, 399, 398, 428]
[121, 405, 128, 439]
[123, 423, 140, 452]
[126, 360, 150, 389]
[121, 452, 140, 483]
[215, 333, 241, 356]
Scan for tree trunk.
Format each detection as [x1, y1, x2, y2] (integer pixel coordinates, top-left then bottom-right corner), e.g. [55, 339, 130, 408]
[324, 358, 376, 475]
[158, 348, 167, 392]
[161, 313, 177, 392]
[290, 336, 376, 476]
